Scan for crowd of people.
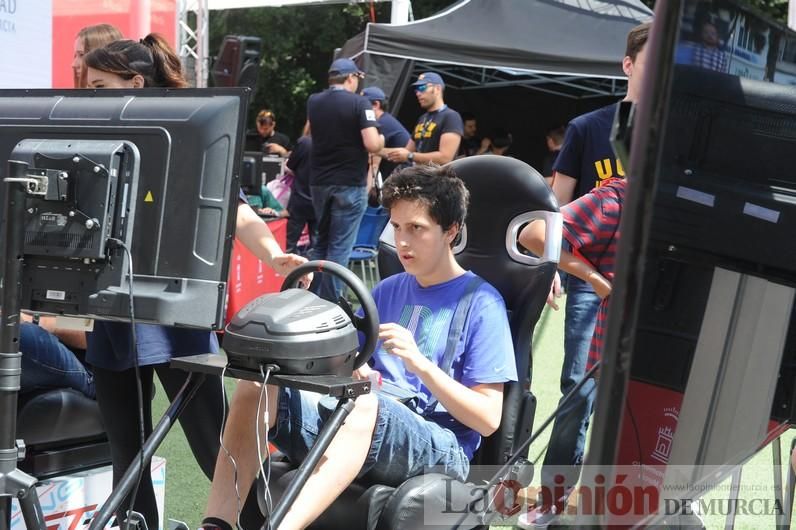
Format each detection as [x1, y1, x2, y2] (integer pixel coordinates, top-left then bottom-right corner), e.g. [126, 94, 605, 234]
[16, 16, 757, 530]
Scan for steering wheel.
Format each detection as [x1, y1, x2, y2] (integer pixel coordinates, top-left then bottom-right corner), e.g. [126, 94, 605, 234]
[282, 260, 379, 369]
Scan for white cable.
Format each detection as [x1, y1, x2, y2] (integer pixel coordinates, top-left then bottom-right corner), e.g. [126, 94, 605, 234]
[256, 366, 274, 529]
[218, 364, 243, 530]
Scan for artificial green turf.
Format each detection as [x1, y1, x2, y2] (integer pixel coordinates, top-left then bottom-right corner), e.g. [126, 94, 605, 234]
[151, 303, 795, 529]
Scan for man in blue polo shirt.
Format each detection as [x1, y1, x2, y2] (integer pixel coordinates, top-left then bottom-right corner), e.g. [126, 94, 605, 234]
[361, 86, 412, 180]
[307, 58, 384, 301]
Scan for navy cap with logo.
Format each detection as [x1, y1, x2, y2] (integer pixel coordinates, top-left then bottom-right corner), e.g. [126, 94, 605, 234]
[361, 86, 386, 102]
[411, 72, 445, 88]
[328, 58, 365, 77]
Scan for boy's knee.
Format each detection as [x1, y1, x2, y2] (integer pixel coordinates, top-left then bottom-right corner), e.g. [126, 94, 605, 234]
[348, 393, 379, 429]
[233, 380, 263, 403]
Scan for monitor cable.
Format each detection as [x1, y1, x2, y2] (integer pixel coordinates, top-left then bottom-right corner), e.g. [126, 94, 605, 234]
[107, 237, 146, 530]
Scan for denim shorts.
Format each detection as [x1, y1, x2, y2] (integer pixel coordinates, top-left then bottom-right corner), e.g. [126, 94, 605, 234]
[268, 388, 470, 486]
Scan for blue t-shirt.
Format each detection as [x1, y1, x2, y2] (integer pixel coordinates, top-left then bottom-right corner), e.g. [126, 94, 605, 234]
[377, 111, 411, 178]
[369, 271, 516, 459]
[553, 102, 624, 200]
[307, 88, 379, 187]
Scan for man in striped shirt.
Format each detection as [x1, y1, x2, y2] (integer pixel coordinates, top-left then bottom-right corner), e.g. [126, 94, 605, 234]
[518, 176, 626, 526]
[522, 176, 624, 372]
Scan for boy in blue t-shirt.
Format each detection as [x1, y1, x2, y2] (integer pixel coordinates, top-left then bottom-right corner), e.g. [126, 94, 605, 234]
[202, 165, 517, 530]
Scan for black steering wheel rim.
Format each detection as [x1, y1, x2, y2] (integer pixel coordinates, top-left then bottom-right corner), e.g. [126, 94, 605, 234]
[281, 260, 379, 369]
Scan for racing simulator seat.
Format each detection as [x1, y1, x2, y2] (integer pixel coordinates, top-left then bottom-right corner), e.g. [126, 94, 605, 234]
[262, 155, 561, 529]
[16, 383, 110, 479]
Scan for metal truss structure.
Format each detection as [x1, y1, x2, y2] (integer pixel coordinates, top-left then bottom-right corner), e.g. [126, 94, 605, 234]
[177, 0, 210, 88]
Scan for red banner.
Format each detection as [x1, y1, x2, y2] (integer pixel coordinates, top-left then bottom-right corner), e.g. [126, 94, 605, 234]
[52, 0, 177, 89]
[226, 218, 288, 324]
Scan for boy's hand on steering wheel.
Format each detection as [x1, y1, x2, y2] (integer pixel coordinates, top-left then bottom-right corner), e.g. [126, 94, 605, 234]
[379, 323, 430, 375]
[353, 364, 374, 380]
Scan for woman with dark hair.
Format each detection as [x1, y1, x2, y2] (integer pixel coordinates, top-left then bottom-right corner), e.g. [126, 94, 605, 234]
[83, 34, 308, 529]
[72, 23, 123, 88]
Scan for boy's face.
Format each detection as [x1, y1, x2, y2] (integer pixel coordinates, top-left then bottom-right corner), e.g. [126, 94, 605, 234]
[389, 199, 456, 282]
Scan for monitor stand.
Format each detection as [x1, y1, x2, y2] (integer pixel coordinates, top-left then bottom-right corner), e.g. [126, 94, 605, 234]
[88, 353, 370, 530]
[0, 169, 369, 530]
[0, 169, 47, 530]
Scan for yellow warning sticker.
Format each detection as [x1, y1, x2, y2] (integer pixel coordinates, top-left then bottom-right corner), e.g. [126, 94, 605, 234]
[144, 191, 154, 203]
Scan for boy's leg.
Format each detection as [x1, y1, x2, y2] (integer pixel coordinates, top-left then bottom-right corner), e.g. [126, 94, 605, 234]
[204, 383, 378, 530]
[275, 392, 378, 530]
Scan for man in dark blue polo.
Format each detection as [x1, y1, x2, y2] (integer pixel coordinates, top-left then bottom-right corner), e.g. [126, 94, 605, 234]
[307, 58, 384, 301]
[361, 86, 412, 181]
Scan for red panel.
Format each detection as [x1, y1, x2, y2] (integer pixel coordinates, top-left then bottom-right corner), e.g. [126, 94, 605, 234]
[610, 380, 790, 526]
[226, 218, 289, 324]
[51, 0, 177, 88]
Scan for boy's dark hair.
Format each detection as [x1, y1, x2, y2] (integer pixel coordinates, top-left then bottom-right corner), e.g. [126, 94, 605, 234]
[382, 164, 469, 246]
[461, 111, 476, 123]
[625, 22, 651, 62]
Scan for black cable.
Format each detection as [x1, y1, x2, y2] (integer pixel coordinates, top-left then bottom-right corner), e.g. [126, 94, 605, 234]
[625, 395, 644, 465]
[108, 238, 146, 530]
[452, 361, 601, 529]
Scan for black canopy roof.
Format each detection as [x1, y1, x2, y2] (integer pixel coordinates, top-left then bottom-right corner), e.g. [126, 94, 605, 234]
[342, 0, 653, 100]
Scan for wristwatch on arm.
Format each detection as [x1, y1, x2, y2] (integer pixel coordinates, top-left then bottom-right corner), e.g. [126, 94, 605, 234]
[407, 152, 415, 164]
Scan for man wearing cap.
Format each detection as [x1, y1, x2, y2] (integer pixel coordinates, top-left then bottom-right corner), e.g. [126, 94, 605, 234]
[361, 86, 412, 181]
[306, 57, 384, 301]
[385, 72, 463, 167]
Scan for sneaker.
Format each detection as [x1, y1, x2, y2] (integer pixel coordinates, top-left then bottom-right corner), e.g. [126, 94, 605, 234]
[517, 503, 560, 528]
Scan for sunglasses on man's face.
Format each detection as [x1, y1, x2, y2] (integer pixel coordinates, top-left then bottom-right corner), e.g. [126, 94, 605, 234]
[414, 84, 430, 93]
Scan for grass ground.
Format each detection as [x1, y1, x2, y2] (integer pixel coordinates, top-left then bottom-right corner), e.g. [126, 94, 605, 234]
[151, 302, 795, 529]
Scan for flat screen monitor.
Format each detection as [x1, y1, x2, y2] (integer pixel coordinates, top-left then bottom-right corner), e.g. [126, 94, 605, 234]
[583, 0, 796, 525]
[0, 88, 249, 330]
[241, 150, 263, 193]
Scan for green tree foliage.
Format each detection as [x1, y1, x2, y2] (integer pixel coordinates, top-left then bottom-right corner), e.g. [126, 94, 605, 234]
[209, 0, 454, 140]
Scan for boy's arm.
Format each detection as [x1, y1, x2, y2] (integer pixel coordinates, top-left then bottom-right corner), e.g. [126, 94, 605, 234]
[519, 220, 611, 298]
[379, 322, 504, 437]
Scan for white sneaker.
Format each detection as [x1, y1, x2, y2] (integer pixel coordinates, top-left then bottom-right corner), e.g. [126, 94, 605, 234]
[517, 503, 560, 528]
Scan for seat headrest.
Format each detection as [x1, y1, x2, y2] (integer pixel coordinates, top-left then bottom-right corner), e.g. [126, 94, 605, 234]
[450, 155, 558, 216]
[380, 155, 560, 312]
[447, 155, 558, 255]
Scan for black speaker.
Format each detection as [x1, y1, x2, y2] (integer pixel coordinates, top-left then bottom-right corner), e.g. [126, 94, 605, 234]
[211, 35, 262, 94]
